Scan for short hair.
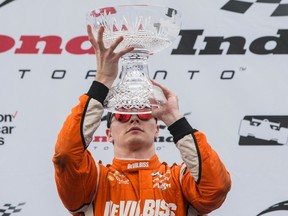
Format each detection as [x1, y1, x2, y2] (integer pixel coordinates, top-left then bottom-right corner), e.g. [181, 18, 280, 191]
[106, 112, 113, 128]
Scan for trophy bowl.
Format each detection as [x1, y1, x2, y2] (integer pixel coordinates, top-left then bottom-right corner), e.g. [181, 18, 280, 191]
[87, 5, 181, 114]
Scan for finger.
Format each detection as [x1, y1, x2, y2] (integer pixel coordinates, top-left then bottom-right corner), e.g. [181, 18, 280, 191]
[151, 80, 166, 91]
[151, 80, 174, 97]
[150, 79, 160, 86]
[87, 25, 97, 47]
[97, 26, 106, 51]
[109, 36, 124, 51]
[116, 47, 134, 58]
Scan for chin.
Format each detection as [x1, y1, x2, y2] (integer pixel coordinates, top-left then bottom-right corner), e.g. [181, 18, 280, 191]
[127, 138, 153, 147]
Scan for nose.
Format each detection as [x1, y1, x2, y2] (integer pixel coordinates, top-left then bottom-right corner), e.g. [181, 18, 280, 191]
[129, 115, 140, 124]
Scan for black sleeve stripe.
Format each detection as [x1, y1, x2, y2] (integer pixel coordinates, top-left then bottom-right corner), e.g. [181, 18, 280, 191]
[168, 117, 197, 143]
[87, 81, 109, 106]
[191, 132, 202, 185]
[80, 97, 91, 149]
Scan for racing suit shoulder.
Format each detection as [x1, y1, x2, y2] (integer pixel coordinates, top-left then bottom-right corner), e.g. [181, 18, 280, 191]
[53, 81, 109, 212]
[169, 118, 231, 215]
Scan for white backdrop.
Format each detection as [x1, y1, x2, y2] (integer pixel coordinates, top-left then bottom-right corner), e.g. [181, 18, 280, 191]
[1, 0, 288, 215]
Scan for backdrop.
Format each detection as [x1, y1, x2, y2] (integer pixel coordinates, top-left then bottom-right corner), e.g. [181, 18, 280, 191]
[1, 0, 288, 215]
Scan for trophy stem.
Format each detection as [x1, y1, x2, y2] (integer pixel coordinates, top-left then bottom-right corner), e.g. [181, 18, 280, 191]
[103, 53, 166, 114]
[120, 53, 151, 87]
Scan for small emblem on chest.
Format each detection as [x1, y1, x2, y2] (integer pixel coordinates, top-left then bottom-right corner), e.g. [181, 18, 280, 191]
[152, 170, 172, 190]
[108, 171, 129, 184]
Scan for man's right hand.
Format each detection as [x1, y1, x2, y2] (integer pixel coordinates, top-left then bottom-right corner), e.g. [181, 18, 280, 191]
[151, 80, 183, 127]
[87, 25, 134, 88]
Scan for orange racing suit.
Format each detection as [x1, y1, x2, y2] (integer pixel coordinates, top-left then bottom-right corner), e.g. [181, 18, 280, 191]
[53, 81, 231, 216]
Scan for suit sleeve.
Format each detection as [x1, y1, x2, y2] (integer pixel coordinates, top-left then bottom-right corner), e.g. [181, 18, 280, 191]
[168, 117, 232, 215]
[52, 81, 109, 213]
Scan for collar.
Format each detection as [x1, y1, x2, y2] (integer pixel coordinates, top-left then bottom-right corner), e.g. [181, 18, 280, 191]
[112, 154, 161, 173]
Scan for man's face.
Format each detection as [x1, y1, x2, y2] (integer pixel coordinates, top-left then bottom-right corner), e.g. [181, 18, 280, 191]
[106, 114, 159, 149]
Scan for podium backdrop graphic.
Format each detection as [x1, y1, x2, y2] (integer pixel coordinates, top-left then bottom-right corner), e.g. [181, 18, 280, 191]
[1, 0, 288, 215]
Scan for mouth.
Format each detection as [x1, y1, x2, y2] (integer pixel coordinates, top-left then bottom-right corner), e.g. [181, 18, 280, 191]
[127, 127, 143, 133]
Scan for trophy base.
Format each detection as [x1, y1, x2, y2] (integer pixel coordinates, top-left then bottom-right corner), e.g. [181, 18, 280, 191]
[104, 84, 167, 114]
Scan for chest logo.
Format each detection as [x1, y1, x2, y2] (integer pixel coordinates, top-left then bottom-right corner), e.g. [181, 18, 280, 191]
[152, 170, 172, 190]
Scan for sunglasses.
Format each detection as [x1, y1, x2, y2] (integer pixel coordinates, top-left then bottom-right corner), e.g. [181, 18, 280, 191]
[114, 113, 153, 123]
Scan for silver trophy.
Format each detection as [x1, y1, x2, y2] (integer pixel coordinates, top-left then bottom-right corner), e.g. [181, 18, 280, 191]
[87, 5, 181, 114]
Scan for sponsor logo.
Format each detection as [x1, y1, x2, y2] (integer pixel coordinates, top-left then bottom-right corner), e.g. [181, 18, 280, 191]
[152, 170, 172, 191]
[239, 115, 288, 145]
[257, 200, 288, 215]
[1, 29, 288, 55]
[127, 162, 149, 169]
[222, 0, 288, 16]
[0, 202, 26, 215]
[104, 200, 177, 216]
[0, 0, 16, 8]
[0, 35, 93, 55]
[0, 112, 17, 146]
[172, 29, 288, 55]
[107, 171, 129, 184]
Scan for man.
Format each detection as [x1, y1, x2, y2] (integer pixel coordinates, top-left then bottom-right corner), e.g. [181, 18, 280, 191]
[52, 25, 231, 216]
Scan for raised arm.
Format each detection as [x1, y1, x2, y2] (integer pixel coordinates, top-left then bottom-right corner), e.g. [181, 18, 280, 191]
[152, 81, 231, 215]
[52, 25, 134, 213]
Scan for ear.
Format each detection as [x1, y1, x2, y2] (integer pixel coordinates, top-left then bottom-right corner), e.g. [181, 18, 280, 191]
[154, 125, 160, 139]
[106, 128, 114, 143]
